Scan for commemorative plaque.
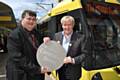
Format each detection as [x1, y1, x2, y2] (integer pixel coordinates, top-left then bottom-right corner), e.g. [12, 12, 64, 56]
[36, 40, 66, 72]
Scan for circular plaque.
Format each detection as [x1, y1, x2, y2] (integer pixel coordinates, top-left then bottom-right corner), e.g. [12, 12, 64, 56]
[36, 40, 66, 72]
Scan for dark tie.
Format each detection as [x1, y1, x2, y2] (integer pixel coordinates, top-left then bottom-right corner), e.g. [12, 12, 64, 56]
[31, 34, 37, 49]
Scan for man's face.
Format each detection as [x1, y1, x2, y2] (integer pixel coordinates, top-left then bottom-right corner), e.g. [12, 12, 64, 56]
[21, 13, 36, 31]
[62, 19, 74, 35]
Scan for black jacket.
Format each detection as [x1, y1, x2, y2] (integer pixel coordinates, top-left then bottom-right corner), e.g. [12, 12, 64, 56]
[54, 31, 85, 80]
[6, 25, 44, 80]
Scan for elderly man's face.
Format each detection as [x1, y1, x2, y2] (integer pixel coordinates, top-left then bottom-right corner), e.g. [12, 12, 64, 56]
[62, 19, 74, 35]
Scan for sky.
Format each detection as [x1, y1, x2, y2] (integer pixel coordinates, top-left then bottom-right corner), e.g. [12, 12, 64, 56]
[0, 0, 58, 19]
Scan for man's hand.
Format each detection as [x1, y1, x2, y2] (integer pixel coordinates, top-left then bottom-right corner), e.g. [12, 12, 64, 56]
[43, 37, 50, 44]
[64, 56, 75, 64]
[41, 66, 49, 73]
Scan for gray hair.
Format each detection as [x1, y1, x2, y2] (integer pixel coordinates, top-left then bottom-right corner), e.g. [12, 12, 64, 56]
[61, 15, 75, 26]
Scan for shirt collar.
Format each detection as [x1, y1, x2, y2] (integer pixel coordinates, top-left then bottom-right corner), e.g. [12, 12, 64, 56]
[62, 31, 73, 42]
[62, 31, 73, 38]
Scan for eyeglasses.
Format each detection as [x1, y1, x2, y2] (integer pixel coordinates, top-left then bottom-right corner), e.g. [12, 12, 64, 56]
[26, 17, 36, 21]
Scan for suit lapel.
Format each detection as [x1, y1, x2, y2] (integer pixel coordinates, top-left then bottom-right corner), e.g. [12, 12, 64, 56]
[55, 32, 77, 56]
[55, 32, 63, 45]
[67, 32, 76, 55]
[19, 26, 34, 48]
[60, 33, 63, 45]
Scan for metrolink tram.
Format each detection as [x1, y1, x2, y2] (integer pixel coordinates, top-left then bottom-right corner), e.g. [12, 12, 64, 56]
[0, 2, 17, 52]
[38, 0, 120, 80]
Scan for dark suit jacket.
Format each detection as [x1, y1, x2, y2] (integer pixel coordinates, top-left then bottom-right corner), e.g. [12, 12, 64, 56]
[6, 25, 44, 80]
[54, 31, 85, 80]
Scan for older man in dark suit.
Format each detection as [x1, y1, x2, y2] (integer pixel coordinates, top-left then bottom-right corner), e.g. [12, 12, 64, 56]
[44, 15, 85, 80]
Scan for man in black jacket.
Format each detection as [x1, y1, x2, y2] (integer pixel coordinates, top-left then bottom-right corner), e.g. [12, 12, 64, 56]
[44, 15, 85, 80]
[6, 10, 48, 80]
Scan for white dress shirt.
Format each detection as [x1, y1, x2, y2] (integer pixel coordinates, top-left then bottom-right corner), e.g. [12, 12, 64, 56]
[62, 31, 73, 53]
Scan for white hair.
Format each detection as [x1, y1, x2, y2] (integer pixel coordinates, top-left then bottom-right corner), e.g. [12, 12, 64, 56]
[61, 15, 75, 26]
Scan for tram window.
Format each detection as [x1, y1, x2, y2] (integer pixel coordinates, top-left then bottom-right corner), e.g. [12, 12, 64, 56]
[83, 15, 120, 70]
[93, 18, 117, 49]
